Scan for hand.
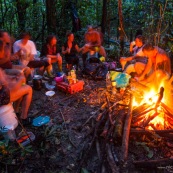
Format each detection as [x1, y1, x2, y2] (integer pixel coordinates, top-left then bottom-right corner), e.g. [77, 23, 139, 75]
[67, 48, 71, 54]
[130, 41, 136, 47]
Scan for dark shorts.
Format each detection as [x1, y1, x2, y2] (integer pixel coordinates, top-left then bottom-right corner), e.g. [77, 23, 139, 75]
[27, 60, 49, 68]
[0, 61, 12, 69]
[65, 56, 79, 65]
[0, 86, 10, 106]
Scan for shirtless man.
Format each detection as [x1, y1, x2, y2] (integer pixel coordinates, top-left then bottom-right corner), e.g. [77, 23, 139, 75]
[136, 43, 171, 88]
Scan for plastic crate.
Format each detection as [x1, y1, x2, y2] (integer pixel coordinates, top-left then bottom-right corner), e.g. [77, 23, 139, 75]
[56, 80, 84, 94]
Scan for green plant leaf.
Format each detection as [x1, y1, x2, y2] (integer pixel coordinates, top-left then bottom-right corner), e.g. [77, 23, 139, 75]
[81, 168, 90, 173]
[147, 150, 154, 158]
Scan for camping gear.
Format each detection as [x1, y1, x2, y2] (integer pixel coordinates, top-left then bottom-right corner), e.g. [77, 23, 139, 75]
[56, 80, 84, 94]
[33, 75, 42, 90]
[0, 103, 18, 141]
[83, 57, 108, 80]
[16, 131, 35, 146]
[32, 115, 50, 127]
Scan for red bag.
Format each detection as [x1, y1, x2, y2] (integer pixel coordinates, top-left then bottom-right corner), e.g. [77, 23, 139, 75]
[56, 80, 84, 94]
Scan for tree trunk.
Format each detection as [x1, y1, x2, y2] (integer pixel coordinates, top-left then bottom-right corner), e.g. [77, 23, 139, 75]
[46, 0, 57, 34]
[118, 0, 125, 56]
[101, 0, 107, 34]
[15, 0, 29, 32]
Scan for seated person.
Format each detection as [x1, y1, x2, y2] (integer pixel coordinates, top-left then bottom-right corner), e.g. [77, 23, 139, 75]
[120, 35, 147, 75]
[0, 30, 31, 80]
[62, 31, 80, 70]
[135, 43, 171, 89]
[13, 32, 49, 77]
[0, 68, 32, 125]
[41, 35, 62, 77]
[81, 29, 106, 66]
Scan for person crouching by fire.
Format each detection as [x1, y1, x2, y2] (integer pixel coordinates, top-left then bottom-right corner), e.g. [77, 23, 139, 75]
[135, 43, 171, 89]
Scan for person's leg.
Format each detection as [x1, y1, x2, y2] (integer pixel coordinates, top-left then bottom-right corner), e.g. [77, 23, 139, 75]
[134, 62, 146, 75]
[12, 64, 31, 80]
[10, 85, 32, 119]
[124, 64, 135, 74]
[43, 57, 53, 76]
[57, 55, 62, 72]
[82, 53, 87, 68]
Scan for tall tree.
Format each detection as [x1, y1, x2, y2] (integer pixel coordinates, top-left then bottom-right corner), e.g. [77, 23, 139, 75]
[15, 0, 29, 32]
[118, 0, 125, 56]
[101, 0, 107, 34]
[46, 0, 57, 34]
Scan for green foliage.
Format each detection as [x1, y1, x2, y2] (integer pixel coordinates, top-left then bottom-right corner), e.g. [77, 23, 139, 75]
[0, 0, 172, 52]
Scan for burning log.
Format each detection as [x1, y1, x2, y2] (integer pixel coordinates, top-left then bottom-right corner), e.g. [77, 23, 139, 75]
[132, 103, 152, 116]
[161, 102, 173, 119]
[142, 112, 160, 128]
[121, 94, 133, 161]
[155, 87, 164, 109]
[132, 108, 155, 124]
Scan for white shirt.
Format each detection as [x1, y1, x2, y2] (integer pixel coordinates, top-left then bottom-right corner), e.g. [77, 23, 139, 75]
[13, 39, 37, 66]
[133, 45, 145, 56]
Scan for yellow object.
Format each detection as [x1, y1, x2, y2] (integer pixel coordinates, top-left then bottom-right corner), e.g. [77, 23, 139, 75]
[110, 71, 121, 81]
[100, 56, 105, 62]
[95, 46, 100, 52]
[112, 81, 116, 86]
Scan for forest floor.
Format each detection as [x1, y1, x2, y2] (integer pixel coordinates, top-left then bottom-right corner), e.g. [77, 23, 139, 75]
[1, 62, 173, 173]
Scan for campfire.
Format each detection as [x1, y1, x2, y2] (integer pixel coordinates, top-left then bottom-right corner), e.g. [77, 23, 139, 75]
[131, 82, 173, 131]
[80, 77, 173, 172]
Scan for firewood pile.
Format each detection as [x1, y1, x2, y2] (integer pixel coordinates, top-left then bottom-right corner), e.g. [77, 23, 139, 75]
[78, 81, 173, 172]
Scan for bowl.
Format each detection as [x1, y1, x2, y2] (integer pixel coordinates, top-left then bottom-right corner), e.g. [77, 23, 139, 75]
[33, 75, 42, 79]
[54, 76, 63, 83]
[45, 91, 55, 97]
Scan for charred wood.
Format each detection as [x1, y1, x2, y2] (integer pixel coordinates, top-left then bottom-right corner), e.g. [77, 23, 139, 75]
[106, 143, 119, 173]
[134, 158, 173, 168]
[121, 94, 133, 161]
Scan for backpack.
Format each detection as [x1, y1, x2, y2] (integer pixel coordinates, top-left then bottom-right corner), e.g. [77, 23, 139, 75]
[83, 57, 108, 80]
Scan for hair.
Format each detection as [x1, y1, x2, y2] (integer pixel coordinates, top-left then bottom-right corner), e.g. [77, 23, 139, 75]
[0, 29, 7, 38]
[136, 35, 145, 44]
[135, 29, 143, 38]
[20, 32, 31, 39]
[46, 35, 57, 44]
[0, 39, 4, 51]
[142, 43, 155, 52]
[0, 68, 7, 86]
[66, 31, 73, 38]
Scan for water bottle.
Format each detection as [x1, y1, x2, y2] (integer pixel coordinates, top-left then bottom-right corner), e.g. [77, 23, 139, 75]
[106, 71, 111, 90]
[71, 66, 77, 84]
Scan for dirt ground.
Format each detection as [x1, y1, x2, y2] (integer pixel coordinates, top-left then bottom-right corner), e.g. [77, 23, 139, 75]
[1, 62, 173, 173]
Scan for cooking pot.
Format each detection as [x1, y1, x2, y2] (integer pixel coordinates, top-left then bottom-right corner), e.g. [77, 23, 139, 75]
[33, 75, 42, 90]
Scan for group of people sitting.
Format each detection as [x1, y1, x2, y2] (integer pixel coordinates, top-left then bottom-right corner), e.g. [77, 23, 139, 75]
[0, 25, 171, 126]
[120, 34, 171, 90]
[0, 26, 107, 125]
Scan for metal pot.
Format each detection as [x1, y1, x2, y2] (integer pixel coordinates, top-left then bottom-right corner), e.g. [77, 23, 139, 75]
[32, 75, 42, 90]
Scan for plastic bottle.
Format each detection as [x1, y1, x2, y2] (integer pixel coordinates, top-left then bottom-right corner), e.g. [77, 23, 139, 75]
[71, 66, 77, 84]
[106, 71, 111, 90]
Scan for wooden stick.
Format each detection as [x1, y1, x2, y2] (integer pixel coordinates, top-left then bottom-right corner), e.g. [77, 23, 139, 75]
[130, 129, 173, 138]
[142, 112, 159, 127]
[134, 158, 173, 168]
[106, 143, 119, 173]
[121, 94, 133, 162]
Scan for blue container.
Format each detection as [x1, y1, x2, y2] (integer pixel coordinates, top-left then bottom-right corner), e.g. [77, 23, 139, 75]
[56, 72, 63, 77]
